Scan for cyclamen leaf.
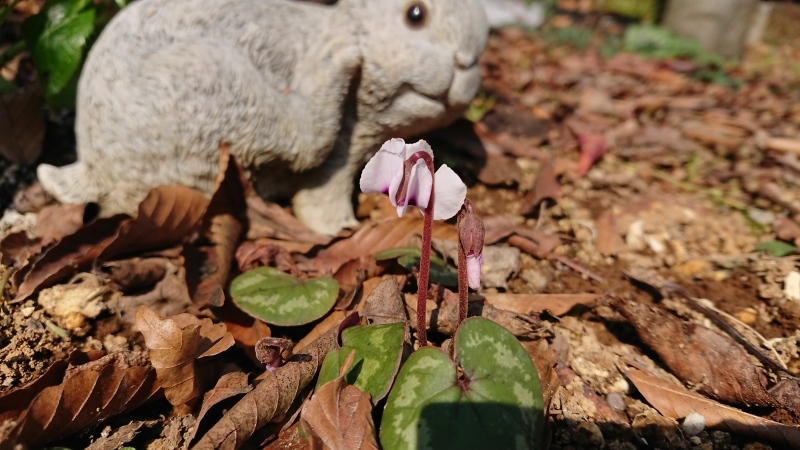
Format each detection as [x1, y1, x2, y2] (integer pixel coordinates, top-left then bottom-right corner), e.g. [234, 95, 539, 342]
[316, 322, 405, 402]
[230, 266, 338, 326]
[380, 317, 544, 450]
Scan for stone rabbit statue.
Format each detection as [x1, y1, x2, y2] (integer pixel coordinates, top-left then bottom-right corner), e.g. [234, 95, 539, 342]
[37, 0, 489, 234]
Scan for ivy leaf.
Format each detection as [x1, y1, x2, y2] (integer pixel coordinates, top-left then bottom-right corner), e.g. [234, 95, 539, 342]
[754, 240, 797, 257]
[316, 322, 405, 403]
[22, 0, 96, 103]
[229, 266, 338, 326]
[380, 317, 544, 450]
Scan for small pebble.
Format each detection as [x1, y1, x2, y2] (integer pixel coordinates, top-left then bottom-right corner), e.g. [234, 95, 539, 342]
[682, 412, 706, 436]
[605, 392, 626, 413]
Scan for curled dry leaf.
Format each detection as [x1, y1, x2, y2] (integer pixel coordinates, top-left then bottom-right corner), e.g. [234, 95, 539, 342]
[34, 203, 90, 247]
[100, 257, 170, 292]
[192, 328, 339, 450]
[246, 195, 332, 246]
[187, 369, 253, 445]
[98, 185, 209, 261]
[185, 146, 247, 309]
[0, 351, 159, 450]
[301, 215, 458, 274]
[612, 298, 779, 408]
[520, 157, 562, 215]
[136, 306, 234, 407]
[300, 351, 379, 450]
[15, 214, 128, 298]
[419, 296, 544, 338]
[626, 368, 800, 447]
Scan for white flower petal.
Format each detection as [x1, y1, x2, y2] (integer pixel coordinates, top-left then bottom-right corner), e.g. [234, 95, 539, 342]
[359, 138, 406, 195]
[431, 164, 467, 220]
[404, 139, 434, 160]
[467, 252, 482, 290]
[397, 159, 432, 217]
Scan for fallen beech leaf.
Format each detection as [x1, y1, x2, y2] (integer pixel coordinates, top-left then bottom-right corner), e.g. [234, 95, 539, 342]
[626, 368, 800, 447]
[136, 306, 202, 407]
[294, 310, 346, 354]
[34, 203, 89, 246]
[192, 328, 339, 449]
[186, 147, 247, 309]
[0, 351, 159, 450]
[0, 351, 100, 423]
[112, 264, 196, 324]
[169, 313, 236, 359]
[0, 230, 41, 269]
[421, 297, 543, 338]
[613, 298, 779, 408]
[576, 133, 608, 176]
[247, 196, 332, 245]
[85, 420, 159, 450]
[188, 370, 253, 444]
[301, 351, 379, 450]
[235, 239, 299, 274]
[15, 214, 128, 298]
[513, 227, 562, 256]
[521, 158, 562, 215]
[98, 185, 209, 261]
[301, 216, 458, 274]
[0, 86, 44, 165]
[360, 278, 407, 326]
[100, 257, 170, 292]
[479, 292, 598, 316]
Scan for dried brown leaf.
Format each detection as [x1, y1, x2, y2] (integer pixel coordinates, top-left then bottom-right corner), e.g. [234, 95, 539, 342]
[361, 278, 406, 325]
[169, 313, 236, 359]
[0, 86, 44, 165]
[479, 292, 598, 316]
[98, 185, 209, 261]
[136, 306, 202, 407]
[100, 257, 170, 292]
[0, 230, 40, 269]
[186, 147, 247, 309]
[247, 196, 332, 245]
[35, 203, 89, 247]
[188, 370, 253, 444]
[576, 133, 608, 176]
[300, 351, 379, 450]
[15, 215, 128, 298]
[477, 155, 522, 186]
[263, 422, 311, 450]
[773, 215, 800, 247]
[519, 338, 560, 416]
[521, 158, 562, 215]
[301, 216, 457, 274]
[481, 215, 516, 245]
[627, 368, 800, 447]
[766, 137, 800, 155]
[0, 351, 159, 450]
[612, 298, 778, 408]
[192, 328, 339, 450]
[112, 264, 196, 324]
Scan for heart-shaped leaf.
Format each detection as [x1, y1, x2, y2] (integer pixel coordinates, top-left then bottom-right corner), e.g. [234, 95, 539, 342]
[316, 322, 405, 402]
[374, 247, 458, 287]
[380, 317, 544, 450]
[230, 267, 338, 326]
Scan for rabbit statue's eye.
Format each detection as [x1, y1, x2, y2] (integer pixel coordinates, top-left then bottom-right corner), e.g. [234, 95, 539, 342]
[404, 2, 427, 27]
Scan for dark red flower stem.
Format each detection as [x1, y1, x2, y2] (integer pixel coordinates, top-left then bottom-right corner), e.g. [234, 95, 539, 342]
[457, 236, 468, 324]
[400, 151, 435, 347]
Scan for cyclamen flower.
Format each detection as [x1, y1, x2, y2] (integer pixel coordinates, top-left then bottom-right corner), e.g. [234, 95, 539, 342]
[359, 138, 466, 220]
[458, 199, 484, 290]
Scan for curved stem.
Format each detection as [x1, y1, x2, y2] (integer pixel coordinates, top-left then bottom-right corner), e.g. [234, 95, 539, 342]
[403, 151, 435, 347]
[457, 237, 468, 325]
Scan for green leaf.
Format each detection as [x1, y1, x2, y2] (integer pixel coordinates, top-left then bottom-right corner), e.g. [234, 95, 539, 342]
[22, 0, 96, 101]
[374, 247, 458, 287]
[316, 322, 405, 402]
[381, 317, 544, 450]
[754, 240, 798, 257]
[229, 267, 338, 326]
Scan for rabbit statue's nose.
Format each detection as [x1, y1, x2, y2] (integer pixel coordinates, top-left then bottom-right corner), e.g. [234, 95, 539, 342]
[455, 51, 477, 69]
